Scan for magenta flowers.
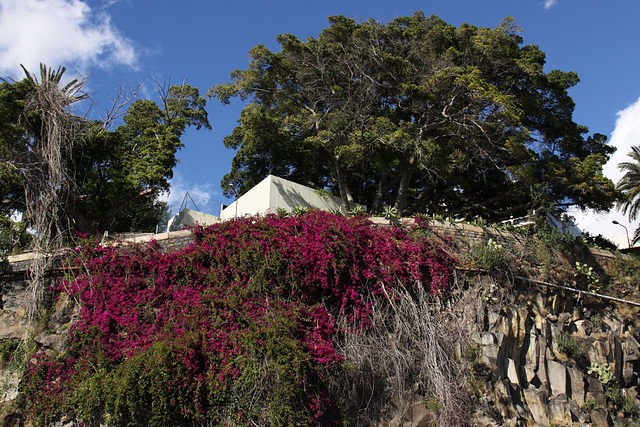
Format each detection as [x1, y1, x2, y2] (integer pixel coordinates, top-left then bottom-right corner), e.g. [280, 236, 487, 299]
[23, 211, 455, 425]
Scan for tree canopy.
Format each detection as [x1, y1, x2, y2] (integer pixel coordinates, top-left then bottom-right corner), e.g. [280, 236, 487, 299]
[0, 68, 211, 237]
[210, 12, 616, 219]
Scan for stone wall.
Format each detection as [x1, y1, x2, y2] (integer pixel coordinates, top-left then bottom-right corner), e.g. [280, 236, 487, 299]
[4, 229, 195, 274]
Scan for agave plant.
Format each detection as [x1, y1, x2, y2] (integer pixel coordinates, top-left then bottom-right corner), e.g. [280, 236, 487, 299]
[382, 205, 398, 219]
[276, 207, 289, 216]
[291, 205, 310, 215]
[348, 205, 367, 216]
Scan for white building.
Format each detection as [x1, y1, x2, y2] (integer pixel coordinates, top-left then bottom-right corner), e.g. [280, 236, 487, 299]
[220, 175, 344, 220]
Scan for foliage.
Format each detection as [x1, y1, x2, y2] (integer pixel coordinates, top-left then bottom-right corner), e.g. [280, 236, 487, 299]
[588, 362, 615, 386]
[574, 262, 602, 293]
[605, 387, 637, 415]
[211, 12, 616, 219]
[588, 362, 638, 416]
[534, 224, 576, 253]
[347, 205, 367, 216]
[555, 331, 585, 360]
[617, 145, 640, 244]
[0, 217, 13, 272]
[0, 72, 210, 235]
[275, 207, 289, 216]
[0, 338, 20, 367]
[580, 231, 618, 251]
[471, 239, 506, 270]
[491, 221, 531, 235]
[382, 205, 398, 219]
[473, 217, 488, 227]
[291, 205, 310, 215]
[584, 397, 601, 411]
[609, 254, 640, 294]
[590, 314, 604, 329]
[0, 216, 29, 260]
[21, 212, 456, 425]
[13, 64, 87, 246]
[416, 213, 445, 222]
[2, 64, 90, 317]
[0, 338, 37, 401]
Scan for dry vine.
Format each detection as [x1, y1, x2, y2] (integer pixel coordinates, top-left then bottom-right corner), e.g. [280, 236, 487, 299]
[20, 64, 87, 321]
[331, 279, 476, 426]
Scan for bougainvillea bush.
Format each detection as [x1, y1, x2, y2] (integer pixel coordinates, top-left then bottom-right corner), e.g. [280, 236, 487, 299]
[22, 211, 455, 426]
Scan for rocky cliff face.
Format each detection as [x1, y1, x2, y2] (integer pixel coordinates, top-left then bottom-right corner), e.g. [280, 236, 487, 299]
[467, 283, 640, 426]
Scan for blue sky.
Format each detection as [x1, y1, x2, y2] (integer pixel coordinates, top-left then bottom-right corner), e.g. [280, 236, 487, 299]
[2, 0, 640, 242]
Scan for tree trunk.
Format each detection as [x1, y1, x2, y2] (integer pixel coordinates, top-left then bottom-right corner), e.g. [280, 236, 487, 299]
[330, 154, 352, 212]
[393, 156, 415, 217]
[371, 172, 388, 214]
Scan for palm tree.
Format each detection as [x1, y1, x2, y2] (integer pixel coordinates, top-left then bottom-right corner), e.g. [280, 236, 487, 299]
[19, 63, 87, 320]
[617, 145, 640, 245]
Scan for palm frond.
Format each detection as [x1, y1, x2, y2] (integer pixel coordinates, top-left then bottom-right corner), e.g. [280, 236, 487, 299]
[633, 226, 640, 246]
[616, 145, 640, 222]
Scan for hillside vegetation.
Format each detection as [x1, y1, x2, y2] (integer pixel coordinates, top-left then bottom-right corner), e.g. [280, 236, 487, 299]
[20, 212, 461, 426]
[1, 212, 639, 425]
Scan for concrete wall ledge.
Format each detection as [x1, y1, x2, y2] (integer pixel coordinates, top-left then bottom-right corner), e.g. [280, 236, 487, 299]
[7, 229, 195, 264]
[5, 219, 626, 266]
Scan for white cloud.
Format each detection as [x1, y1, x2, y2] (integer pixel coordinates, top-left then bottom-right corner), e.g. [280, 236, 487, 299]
[544, 0, 558, 9]
[602, 99, 640, 184]
[101, 0, 128, 9]
[159, 173, 221, 217]
[570, 97, 640, 247]
[0, 0, 136, 78]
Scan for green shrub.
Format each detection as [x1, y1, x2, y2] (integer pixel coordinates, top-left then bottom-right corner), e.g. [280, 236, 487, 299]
[0, 338, 19, 367]
[471, 239, 506, 270]
[574, 262, 601, 293]
[21, 212, 456, 425]
[584, 397, 600, 411]
[556, 332, 584, 360]
[605, 387, 637, 415]
[586, 362, 638, 415]
[473, 216, 487, 227]
[588, 363, 615, 385]
[534, 225, 575, 253]
[580, 232, 618, 251]
[0, 217, 31, 272]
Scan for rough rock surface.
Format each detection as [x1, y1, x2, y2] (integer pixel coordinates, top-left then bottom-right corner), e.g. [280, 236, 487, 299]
[468, 285, 640, 426]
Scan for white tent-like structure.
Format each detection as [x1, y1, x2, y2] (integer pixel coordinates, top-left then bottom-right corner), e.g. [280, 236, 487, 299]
[167, 208, 221, 232]
[220, 175, 344, 220]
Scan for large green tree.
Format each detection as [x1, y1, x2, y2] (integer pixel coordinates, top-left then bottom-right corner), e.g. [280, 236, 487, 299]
[0, 71, 211, 236]
[211, 12, 616, 219]
[69, 83, 210, 232]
